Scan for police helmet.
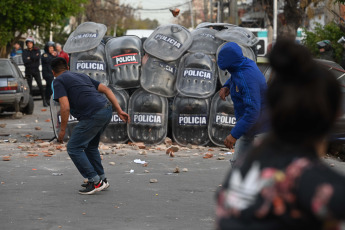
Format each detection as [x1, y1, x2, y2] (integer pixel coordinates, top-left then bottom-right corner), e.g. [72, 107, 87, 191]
[25, 37, 35, 45]
[317, 40, 332, 51]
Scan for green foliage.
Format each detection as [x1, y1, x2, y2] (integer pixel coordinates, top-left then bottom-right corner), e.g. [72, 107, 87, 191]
[302, 22, 345, 63]
[0, 0, 87, 55]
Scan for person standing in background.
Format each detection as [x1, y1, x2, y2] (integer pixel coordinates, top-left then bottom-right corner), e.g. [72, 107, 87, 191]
[10, 42, 23, 57]
[41, 41, 57, 106]
[55, 43, 69, 65]
[22, 37, 46, 106]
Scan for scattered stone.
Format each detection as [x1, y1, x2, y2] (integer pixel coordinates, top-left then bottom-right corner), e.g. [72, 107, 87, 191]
[144, 170, 150, 173]
[330, 163, 335, 167]
[35, 120, 38, 123]
[45, 119, 51, 122]
[38, 142, 50, 148]
[186, 143, 193, 149]
[173, 167, 180, 173]
[217, 157, 225, 160]
[0, 124, 6, 128]
[44, 153, 54, 157]
[192, 153, 199, 156]
[143, 163, 148, 167]
[132, 145, 140, 150]
[164, 137, 173, 146]
[35, 127, 41, 130]
[18, 145, 30, 151]
[41, 109, 47, 112]
[149, 179, 158, 183]
[99, 144, 110, 150]
[100, 155, 103, 160]
[8, 138, 17, 143]
[182, 168, 188, 172]
[166, 146, 179, 155]
[13, 112, 23, 119]
[139, 150, 147, 155]
[191, 145, 199, 149]
[27, 154, 39, 157]
[118, 153, 127, 156]
[109, 162, 116, 166]
[132, 142, 146, 149]
[111, 149, 117, 154]
[2, 156, 10, 161]
[169, 152, 175, 157]
[203, 153, 214, 159]
[220, 148, 229, 151]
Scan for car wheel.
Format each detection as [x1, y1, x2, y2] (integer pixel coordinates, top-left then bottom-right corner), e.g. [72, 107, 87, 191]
[23, 95, 34, 115]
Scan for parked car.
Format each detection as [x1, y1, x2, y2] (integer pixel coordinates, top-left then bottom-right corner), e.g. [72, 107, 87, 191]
[0, 58, 34, 114]
[11, 54, 46, 96]
[257, 57, 345, 143]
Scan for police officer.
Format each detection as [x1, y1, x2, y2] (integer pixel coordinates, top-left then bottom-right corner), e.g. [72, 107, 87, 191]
[22, 37, 46, 106]
[41, 41, 57, 106]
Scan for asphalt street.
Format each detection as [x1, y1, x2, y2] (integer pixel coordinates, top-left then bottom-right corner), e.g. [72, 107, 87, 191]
[1, 99, 345, 230]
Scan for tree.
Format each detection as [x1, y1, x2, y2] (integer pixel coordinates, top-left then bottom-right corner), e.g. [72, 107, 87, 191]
[0, 0, 87, 57]
[255, 0, 344, 39]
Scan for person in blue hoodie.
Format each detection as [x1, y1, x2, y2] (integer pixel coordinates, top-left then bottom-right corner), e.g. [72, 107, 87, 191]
[217, 42, 267, 165]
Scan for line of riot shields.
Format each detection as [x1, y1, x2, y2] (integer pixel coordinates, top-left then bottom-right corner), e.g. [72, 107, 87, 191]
[50, 21, 271, 147]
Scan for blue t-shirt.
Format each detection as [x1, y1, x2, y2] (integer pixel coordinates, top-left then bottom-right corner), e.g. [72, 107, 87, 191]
[52, 71, 108, 121]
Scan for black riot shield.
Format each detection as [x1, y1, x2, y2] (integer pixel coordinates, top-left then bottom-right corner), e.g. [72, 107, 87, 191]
[49, 97, 78, 142]
[172, 95, 210, 146]
[176, 52, 217, 98]
[128, 88, 168, 145]
[143, 24, 192, 62]
[64, 22, 107, 54]
[217, 42, 256, 86]
[100, 87, 129, 143]
[208, 91, 236, 147]
[105, 36, 142, 90]
[140, 54, 178, 97]
[188, 28, 223, 55]
[215, 26, 259, 47]
[70, 44, 108, 85]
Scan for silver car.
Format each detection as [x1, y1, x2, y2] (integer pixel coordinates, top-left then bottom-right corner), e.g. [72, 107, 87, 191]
[0, 58, 34, 114]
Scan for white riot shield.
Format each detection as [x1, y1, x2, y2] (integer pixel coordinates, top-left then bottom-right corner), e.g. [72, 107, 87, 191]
[64, 22, 107, 53]
[172, 95, 210, 146]
[70, 44, 108, 85]
[100, 87, 129, 143]
[176, 52, 217, 98]
[128, 88, 168, 145]
[144, 24, 192, 62]
[188, 28, 223, 55]
[196, 22, 236, 31]
[105, 36, 142, 90]
[140, 54, 178, 97]
[215, 27, 259, 47]
[208, 91, 236, 147]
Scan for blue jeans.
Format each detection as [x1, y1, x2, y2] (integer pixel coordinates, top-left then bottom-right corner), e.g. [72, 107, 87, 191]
[67, 104, 112, 182]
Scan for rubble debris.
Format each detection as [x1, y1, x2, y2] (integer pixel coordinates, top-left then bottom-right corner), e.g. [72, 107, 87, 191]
[129, 169, 134, 173]
[37, 142, 50, 148]
[35, 127, 41, 130]
[27, 153, 39, 157]
[13, 112, 23, 119]
[144, 170, 150, 173]
[134, 159, 147, 164]
[8, 138, 17, 143]
[41, 109, 47, 112]
[52, 173, 63, 176]
[139, 150, 147, 155]
[203, 153, 214, 159]
[45, 119, 51, 122]
[173, 167, 180, 173]
[109, 162, 116, 166]
[186, 143, 193, 149]
[131, 142, 146, 149]
[164, 137, 173, 146]
[182, 168, 188, 172]
[149, 179, 158, 183]
[0, 124, 6, 128]
[169, 152, 175, 157]
[217, 157, 225, 160]
[2, 156, 11, 161]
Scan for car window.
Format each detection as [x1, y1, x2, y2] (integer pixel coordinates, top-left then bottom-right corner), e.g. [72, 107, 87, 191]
[0, 61, 15, 76]
[12, 62, 24, 78]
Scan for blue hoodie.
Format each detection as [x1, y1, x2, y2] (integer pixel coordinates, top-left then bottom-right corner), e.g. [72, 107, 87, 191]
[217, 42, 267, 139]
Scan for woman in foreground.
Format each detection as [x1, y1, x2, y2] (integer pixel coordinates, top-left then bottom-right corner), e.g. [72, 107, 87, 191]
[216, 39, 345, 230]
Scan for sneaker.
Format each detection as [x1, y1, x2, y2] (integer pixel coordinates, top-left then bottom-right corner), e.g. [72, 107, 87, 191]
[78, 180, 106, 195]
[81, 178, 110, 190]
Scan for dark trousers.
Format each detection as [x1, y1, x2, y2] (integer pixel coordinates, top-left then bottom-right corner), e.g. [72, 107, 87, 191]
[26, 72, 45, 100]
[44, 75, 54, 102]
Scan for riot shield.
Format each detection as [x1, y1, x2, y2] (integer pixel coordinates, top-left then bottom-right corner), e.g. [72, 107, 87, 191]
[100, 87, 129, 143]
[143, 24, 192, 62]
[176, 52, 217, 98]
[128, 88, 168, 145]
[208, 91, 236, 147]
[49, 97, 78, 142]
[215, 27, 259, 47]
[196, 22, 236, 31]
[188, 28, 223, 55]
[70, 44, 108, 85]
[217, 42, 256, 86]
[172, 95, 210, 146]
[64, 22, 107, 53]
[140, 54, 178, 97]
[105, 36, 142, 90]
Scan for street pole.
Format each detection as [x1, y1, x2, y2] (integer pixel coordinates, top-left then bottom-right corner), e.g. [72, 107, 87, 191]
[217, 1, 221, 23]
[273, 0, 277, 41]
[189, 0, 195, 28]
[210, 0, 213, 22]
